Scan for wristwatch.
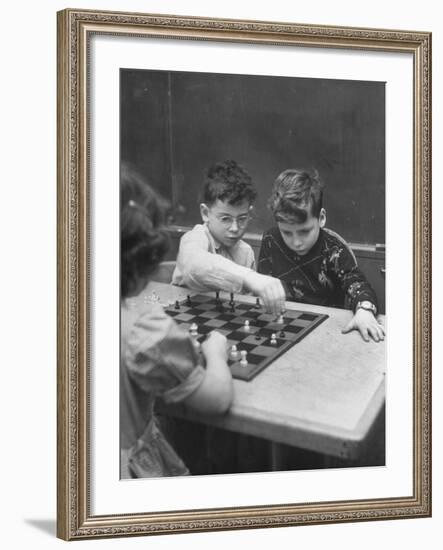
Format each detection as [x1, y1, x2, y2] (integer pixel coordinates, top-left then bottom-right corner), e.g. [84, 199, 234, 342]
[356, 300, 377, 316]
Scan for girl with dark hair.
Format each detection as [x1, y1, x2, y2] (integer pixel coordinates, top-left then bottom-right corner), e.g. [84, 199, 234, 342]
[120, 164, 232, 478]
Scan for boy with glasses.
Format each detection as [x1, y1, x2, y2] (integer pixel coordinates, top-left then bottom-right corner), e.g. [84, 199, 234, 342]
[172, 160, 285, 315]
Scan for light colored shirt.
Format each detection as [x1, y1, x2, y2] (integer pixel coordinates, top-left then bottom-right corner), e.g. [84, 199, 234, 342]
[172, 223, 256, 293]
[120, 301, 205, 478]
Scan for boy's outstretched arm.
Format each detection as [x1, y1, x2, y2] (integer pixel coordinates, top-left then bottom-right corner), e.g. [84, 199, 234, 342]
[173, 229, 253, 293]
[173, 228, 286, 316]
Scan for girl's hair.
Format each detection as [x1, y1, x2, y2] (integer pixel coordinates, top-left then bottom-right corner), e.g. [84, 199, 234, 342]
[268, 169, 324, 224]
[201, 160, 257, 206]
[121, 162, 170, 298]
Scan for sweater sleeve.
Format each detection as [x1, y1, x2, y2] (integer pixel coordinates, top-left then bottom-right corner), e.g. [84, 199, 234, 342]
[325, 236, 378, 313]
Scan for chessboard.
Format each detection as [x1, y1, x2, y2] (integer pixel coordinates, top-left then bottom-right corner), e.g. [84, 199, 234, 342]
[165, 293, 328, 381]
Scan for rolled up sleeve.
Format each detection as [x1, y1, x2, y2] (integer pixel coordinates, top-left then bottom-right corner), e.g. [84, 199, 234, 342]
[125, 307, 206, 403]
[172, 227, 253, 293]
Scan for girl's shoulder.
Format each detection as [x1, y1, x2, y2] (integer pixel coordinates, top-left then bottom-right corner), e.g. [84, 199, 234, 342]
[122, 302, 173, 355]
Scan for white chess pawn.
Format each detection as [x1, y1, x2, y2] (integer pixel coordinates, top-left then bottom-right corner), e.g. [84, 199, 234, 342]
[189, 323, 198, 337]
[243, 319, 250, 331]
[270, 333, 277, 345]
[230, 344, 239, 360]
[277, 314, 284, 324]
[240, 350, 248, 366]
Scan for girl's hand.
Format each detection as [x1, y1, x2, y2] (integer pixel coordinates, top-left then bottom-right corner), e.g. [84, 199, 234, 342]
[201, 331, 228, 360]
[342, 309, 385, 343]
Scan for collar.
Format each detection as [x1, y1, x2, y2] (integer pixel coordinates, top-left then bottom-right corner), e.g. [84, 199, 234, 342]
[203, 222, 235, 252]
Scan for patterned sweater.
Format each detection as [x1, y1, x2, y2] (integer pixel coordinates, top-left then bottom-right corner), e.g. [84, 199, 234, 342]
[258, 226, 378, 312]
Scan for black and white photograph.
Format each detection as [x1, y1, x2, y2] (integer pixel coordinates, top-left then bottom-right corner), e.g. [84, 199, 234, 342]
[120, 68, 387, 479]
[54, 6, 432, 542]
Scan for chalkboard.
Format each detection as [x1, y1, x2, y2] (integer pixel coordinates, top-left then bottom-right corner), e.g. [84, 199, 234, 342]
[121, 69, 385, 245]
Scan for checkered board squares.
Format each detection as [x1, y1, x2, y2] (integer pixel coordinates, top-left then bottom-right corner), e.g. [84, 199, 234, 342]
[166, 294, 328, 381]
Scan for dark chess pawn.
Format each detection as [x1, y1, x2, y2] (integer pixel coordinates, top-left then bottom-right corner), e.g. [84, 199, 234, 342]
[279, 330, 286, 338]
[186, 295, 192, 307]
[229, 292, 235, 306]
[255, 297, 261, 309]
[174, 300, 180, 310]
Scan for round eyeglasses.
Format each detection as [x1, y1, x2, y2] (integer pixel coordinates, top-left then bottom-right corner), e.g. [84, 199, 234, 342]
[213, 213, 251, 229]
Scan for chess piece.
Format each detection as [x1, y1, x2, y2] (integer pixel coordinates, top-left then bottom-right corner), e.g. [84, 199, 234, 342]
[229, 292, 235, 306]
[230, 303, 235, 313]
[270, 333, 277, 345]
[186, 295, 192, 307]
[240, 350, 248, 366]
[230, 344, 239, 360]
[189, 323, 198, 337]
[279, 330, 286, 338]
[255, 297, 261, 309]
[193, 340, 201, 352]
[174, 300, 180, 310]
[277, 314, 284, 324]
[255, 332, 262, 340]
[243, 320, 250, 331]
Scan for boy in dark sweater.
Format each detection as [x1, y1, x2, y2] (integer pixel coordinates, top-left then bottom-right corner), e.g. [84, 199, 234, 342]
[258, 169, 385, 343]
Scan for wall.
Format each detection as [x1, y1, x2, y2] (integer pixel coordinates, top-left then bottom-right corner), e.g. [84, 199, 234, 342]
[122, 68, 386, 310]
[1, 1, 441, 550]
[121, 69, 385, 244]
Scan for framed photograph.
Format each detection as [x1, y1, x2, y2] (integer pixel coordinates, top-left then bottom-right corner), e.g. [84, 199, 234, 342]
[57, 8, 431, 540]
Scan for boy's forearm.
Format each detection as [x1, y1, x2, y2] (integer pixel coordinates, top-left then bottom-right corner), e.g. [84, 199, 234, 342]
[177, 245, 254, 293]
[342, 270, 379, 313]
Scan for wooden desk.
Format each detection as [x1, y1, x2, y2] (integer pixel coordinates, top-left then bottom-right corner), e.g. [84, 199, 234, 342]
[146, 282, 386, 460]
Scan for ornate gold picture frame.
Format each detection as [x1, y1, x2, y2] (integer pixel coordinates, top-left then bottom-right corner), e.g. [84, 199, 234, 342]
[57, 8, 431, 540]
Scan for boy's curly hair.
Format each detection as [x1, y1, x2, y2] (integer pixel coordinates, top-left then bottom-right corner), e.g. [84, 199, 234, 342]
[268, 169, 324, 224]
[202, 160, 257, 206]
[121, 162, 170, 298]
